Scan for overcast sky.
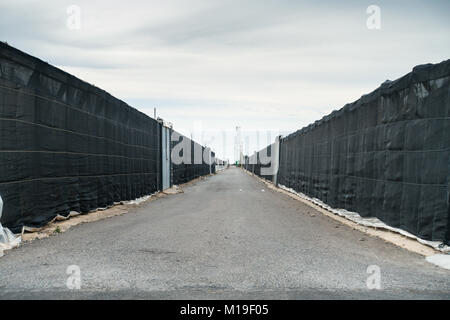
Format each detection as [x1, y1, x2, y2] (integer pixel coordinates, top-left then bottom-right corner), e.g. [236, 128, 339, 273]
[1, 0, 449, 161]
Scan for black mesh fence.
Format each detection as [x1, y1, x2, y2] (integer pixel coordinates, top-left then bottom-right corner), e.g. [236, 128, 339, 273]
[211, 151, 216, 174]
[244, 145, 273, 182]
[245, 60, 450, 242]
[0, 43, 214, 233]
[170, 131, 214, 185]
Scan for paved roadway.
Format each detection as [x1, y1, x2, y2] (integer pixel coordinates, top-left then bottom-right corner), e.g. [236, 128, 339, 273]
[0, 167, 448, 299]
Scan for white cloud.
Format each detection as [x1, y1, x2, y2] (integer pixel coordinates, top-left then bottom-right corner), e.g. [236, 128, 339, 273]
[1, 0, 449, 160]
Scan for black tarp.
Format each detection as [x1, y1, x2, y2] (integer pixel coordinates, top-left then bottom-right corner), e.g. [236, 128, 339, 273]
[246, 59, 450, 242]
[170, 131, 214, 185]
[0, 43, 215, 233]
[244, 145, 273, 182]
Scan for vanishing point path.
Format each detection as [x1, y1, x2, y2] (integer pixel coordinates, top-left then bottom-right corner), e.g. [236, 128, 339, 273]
[0, 167, 448, 299]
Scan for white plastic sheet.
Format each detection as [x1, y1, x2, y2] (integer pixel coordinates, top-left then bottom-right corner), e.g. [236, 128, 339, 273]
[0, 195, 22, 257]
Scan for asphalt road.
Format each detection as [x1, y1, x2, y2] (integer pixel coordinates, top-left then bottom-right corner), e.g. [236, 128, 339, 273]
[0, 167, 448, 299]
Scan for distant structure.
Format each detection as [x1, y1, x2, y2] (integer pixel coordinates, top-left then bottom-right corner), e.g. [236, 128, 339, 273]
[234, 126, 243, 166]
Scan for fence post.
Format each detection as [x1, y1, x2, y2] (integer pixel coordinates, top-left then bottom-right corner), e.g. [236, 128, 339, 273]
[272, 135, 281, 186]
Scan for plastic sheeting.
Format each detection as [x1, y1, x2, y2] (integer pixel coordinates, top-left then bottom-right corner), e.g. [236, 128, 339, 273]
[246, 59, 450, 242]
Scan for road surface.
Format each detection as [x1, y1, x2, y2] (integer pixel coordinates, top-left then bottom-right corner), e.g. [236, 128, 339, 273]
[0, 167, 448, 299]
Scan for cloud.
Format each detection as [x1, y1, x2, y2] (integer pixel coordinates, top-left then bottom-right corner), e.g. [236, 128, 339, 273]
[1, 0, 449, 160]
